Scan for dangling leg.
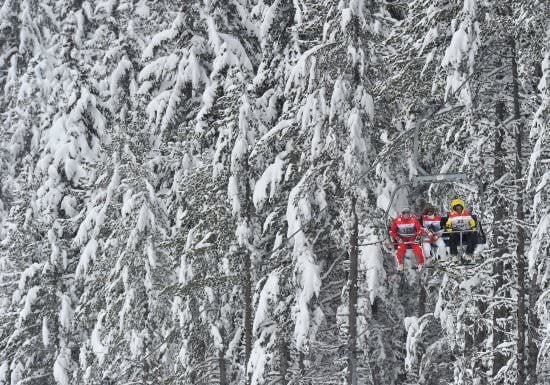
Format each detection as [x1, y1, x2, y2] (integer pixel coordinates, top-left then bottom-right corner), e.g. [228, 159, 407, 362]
[465, 231, 477, 255]
[422, 241, 432, 262]
[411, 243, 424, 266]
[395, 244, 406, 271]
[448, 233, 459, 256]
[436, 238, 447, 261]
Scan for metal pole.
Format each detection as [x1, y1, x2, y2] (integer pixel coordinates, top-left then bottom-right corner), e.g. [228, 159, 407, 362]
[412, 113, 429, 176]
[411, 106, 466, 183]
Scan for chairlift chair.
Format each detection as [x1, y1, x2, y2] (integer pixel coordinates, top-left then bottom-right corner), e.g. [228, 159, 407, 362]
[384, 104, 487, 264]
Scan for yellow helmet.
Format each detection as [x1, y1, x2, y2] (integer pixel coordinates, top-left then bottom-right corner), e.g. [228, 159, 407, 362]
[450, 198, 466, 211]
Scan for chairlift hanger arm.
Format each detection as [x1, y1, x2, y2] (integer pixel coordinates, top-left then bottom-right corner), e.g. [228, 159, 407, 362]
[412, 103, 446, 177]
[412, 101, 466, 181]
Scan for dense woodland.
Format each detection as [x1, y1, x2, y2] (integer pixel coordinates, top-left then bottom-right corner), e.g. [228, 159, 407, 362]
[0, 0, 549, 384]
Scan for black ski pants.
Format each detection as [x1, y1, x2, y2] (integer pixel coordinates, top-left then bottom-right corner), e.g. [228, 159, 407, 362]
[448, 231, 477, 255]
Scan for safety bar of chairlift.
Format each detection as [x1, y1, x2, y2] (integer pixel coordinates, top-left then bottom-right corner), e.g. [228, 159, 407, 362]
[393, 229, 478, 238]
[441, 229, 479, 233]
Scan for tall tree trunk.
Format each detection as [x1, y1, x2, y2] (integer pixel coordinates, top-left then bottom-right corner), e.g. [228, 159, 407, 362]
[526, 58, 543, 385]
[475, 299, 489, 384]
[417, 273, 426, 317]
[347, 195, 359, 385]
[464, 308, 474, 357]
[241, 148, 253, 385]
[243, 248, 253, 385]
[492, 93, 508, 379]
[143, 298, 150, 384]
[510, 37, 527, 385]
[299, 350, 306, 378]
[279, 334, 290, 384]
[526, 273, 540, 385]
[219, 325, 227, 385]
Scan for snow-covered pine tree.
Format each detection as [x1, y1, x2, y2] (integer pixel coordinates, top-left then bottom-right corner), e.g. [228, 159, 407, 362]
[386, 1, 550, 384]
[382, 1, 487, 383]
[1, 1, 109, 383]
[74, 123, 175, 384]
[529, 38, 550, 382]
[0, 0, 50, 380]
[522, 3, 550, 384]
[1, 2, 549, 385]
[130, 1, 264, 383]
[125, 3, 221, 382]
[244, 2, 303, 384]
[67, 2, 181, 383]
[0, 0, 24, 367]
[248, 1, 387, 383]
[469, 4, 548, 383]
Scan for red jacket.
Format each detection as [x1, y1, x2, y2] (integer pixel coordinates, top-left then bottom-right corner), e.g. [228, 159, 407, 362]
[421, 214, 442, 232]
[390, 215, 423, 240]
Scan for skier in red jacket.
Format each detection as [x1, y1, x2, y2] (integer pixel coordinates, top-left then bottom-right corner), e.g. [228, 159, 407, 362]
[389, 207, 424, 271]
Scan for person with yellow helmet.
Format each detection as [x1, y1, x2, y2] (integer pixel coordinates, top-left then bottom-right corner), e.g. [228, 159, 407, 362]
[445, 198, 478, 259]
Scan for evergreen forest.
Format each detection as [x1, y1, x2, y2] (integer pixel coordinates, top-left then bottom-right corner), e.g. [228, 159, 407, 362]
[0, 0, 549, 384]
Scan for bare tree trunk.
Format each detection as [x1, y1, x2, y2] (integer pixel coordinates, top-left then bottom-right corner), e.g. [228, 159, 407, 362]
[279, 335, 290, 384]
[465, 309, 474, 356]
[299, 350, 306, 379]
[347, 195, 359, 385]
[510, 37, 527, 385]
[143, 298, 150, 384]
[526, 59, 543, 385]
[515, 162, 527, 385]
[241, 148, 253, 385]
[475, 299, 489, 384]
[219, 325, 227, 385]
[492, 95, 508, 379]
[417, 273, 426, 317]
[243, 248, 253, 385]
[526, 273, 540, 385]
